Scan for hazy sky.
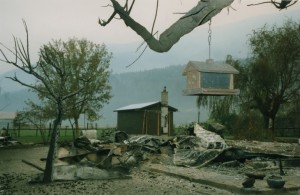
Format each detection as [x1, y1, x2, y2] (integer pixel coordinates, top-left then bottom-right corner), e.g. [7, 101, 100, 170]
[1, 0, 300, 73]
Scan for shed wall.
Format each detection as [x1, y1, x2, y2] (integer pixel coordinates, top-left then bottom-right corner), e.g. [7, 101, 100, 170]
[117, 111, 144, 134]
[116, 104, 175, 136]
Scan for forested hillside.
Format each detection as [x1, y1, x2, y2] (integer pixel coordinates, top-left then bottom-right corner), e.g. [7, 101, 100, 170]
[0, 65, 209, 127]
[106, 65, 209, 126]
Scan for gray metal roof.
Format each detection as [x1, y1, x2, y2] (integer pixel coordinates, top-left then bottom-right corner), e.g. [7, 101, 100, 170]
[184, 59, 239, 74]
[114, 101, 178, 112]
[114, 101, 159, 111]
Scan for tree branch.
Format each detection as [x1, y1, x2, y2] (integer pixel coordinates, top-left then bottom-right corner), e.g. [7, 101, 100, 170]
[101, 0, 233, 52]
[126, 0, 159, 67]
[99, 11, 117, 26]
[0, 22, 58, 99]
[6, 75, 49, 95]
[247, 0, 298, 10]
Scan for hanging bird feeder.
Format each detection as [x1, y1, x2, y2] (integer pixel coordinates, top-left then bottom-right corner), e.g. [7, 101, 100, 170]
[182, 20, 240, 96]
[182, 59, 239, 96]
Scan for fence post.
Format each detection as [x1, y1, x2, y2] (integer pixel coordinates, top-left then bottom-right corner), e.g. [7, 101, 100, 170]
[48, 123, 51, 138]
[18, 123, 21, 137]
[65, 126, 67, 137]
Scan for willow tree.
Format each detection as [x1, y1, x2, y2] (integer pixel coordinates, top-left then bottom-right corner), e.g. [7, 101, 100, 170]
[244, 20, 300, 132]
[196, 55, 242, 125]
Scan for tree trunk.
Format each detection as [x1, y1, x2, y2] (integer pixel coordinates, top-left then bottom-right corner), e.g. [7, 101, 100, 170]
[43, 101, 63, 183]
[270, 116, 275, 134]
[75, 117, 80, 138]
[263, 116, 269, 129]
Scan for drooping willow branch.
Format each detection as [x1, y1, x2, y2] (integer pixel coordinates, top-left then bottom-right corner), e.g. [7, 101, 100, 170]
[100, 0, 234, 53]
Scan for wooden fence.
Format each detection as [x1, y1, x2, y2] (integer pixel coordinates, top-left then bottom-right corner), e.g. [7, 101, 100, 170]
[2, 125, 116, 139]
[274, 128, 300, 137]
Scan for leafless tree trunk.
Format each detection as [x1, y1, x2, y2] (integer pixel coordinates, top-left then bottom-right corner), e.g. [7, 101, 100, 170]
[0, 20, 82, 183]
[43, 99, 63, 182]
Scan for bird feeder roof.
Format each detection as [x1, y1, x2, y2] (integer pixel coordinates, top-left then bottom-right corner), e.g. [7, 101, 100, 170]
[183, 59, 239, 75]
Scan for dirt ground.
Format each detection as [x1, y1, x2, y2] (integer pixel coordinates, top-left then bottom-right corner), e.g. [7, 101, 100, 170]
[0, 140, 300, 195]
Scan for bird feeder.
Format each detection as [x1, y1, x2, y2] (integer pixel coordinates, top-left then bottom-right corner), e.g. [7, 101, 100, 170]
[182, 59, 240, 96]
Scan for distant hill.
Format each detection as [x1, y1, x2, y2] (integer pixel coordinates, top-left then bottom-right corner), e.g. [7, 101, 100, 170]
[105, 65, 209, 126]
[0, 65, 209, 127]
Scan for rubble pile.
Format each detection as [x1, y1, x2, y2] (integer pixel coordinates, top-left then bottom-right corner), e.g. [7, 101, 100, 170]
[172, 123, 228, 167]
[49, 124, 232, 180]
[51, 133, 168, 181]
[193, 123, 227, 149]
[38, 124, 299, 183]
[0, 136, 21, 147]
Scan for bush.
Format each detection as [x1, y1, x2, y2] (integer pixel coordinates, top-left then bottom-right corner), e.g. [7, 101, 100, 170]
[174, 122, 195, 135]
[232, 111, 274, 141]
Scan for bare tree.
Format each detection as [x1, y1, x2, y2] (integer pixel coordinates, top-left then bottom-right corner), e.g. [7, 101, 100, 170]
[0, 86, 9, 111]
[99, 0, 234, 52]
[0, 21, 84, 182]
[99, 0, 298, 53]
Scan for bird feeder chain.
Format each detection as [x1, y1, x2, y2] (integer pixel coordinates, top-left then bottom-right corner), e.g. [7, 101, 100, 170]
[208, 19, 212, 59]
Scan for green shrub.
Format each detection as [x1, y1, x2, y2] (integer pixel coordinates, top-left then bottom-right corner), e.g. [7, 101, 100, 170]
[232, 111, 274, 141]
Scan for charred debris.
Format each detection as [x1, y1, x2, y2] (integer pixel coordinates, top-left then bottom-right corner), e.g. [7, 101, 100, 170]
[19, 123, 298, 183]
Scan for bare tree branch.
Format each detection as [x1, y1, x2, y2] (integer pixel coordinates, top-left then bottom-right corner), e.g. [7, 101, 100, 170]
[127, 0, 136, 14]
[126, 44, 148, 68]
[6, 75, 49, 95]
[0, 21, 59, 100]
[100, 0, 233, 52]
[127, 0, 159, 67]
[247, 0, 298, 10]
[99, 11, 117, 26]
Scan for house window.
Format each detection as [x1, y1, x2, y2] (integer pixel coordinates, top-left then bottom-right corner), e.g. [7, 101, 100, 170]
[201, 72, 230, 89]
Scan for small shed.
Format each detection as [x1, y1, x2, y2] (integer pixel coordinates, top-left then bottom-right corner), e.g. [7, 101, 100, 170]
[182, 59, 240, 96]
[114, 101, 178, 136]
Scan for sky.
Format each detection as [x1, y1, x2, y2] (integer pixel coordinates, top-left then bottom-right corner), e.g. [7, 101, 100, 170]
[1, 0, 300, 74]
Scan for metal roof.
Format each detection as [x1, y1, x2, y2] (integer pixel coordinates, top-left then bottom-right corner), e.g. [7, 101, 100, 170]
[114, 101, 178, 112]
[114, 101, 159, 111]
[183, 59, 239, 74]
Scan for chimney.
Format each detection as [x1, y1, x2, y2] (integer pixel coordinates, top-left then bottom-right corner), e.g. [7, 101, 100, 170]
[161, 86, 168, 106]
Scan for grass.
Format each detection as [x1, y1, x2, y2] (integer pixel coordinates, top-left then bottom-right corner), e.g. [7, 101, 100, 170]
[8, 129, 71, 144]
[8, 128, 298, 144]
[9, 128, 116, 144]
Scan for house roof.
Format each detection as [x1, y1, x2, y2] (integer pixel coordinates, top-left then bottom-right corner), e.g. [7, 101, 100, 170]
[183, 59, 239, 74]
[0, 112, 17, 120]
[114, 101, 178, 112]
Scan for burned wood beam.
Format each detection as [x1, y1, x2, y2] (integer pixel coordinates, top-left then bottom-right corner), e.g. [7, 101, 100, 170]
[22, 159, 44, 172]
